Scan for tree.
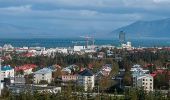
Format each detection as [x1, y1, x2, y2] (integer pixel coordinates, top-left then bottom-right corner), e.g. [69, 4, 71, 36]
[39, 80, 48, 84]
[123, 72, 132, 86]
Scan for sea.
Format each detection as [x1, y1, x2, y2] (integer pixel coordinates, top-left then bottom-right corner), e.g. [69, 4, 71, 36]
[0, 38, 170, 48]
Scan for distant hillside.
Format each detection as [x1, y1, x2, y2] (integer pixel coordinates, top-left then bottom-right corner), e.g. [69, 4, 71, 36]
[0, 23, 36, 38]
[112, 18, 170, 38]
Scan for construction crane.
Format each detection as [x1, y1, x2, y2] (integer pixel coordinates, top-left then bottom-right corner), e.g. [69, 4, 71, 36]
[80, 35, 94, 48]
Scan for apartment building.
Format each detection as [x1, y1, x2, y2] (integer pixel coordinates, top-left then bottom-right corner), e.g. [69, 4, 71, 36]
[33, 68, 52, 84]
[78, 69, 95, 91]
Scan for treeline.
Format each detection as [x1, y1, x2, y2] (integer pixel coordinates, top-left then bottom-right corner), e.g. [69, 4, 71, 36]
[3, 53, 91, 67]
[1, 87, 169, 100]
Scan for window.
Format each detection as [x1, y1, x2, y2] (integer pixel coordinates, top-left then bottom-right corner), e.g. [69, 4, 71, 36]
[150, 79, 152, 81]
[146, 79, 147, 81]
[143, 79, 145, 81]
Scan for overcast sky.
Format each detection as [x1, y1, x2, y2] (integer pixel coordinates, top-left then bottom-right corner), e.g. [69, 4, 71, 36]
[0, 0, 170, 38]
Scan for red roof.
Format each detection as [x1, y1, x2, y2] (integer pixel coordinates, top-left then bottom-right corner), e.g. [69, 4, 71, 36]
[144, 64, 154, 68]
[150, 73, 157, 77]
[15, 64, 37, 71]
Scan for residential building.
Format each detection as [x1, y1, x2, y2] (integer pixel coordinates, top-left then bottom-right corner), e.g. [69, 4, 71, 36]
[133, 73, 153, 91]
[1, 65, 14, 81]
[78, 69, 95, 91]
[132, 65, 154, 92]
[33, 68, 52, 84]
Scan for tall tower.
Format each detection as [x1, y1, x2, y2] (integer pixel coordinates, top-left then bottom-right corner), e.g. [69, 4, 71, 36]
[119, 31, 126, 44]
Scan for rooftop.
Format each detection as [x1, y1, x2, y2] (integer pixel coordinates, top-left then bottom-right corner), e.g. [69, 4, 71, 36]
[34, 68, 52, 74]
[1, 65, 13, 71]
[79, 69, 93, 76]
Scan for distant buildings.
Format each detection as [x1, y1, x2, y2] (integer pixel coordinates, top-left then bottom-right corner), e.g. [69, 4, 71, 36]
[74, 46, 85, 52]
[3, 44, 14, 51]
[97, 64, 112, 77]
[131, 64, 149, 74]
[78, 69, 95, 91]
[121, 41, 133, 49]
[33, 68, 52, 84]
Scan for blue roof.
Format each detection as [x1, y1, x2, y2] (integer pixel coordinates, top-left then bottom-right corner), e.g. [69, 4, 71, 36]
[1, 65, 13, 71]
[79, 69, 93, 76]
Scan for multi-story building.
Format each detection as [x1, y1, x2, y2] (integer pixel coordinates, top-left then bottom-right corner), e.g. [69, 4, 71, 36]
[78, 69, 95, 91]
[138, 75, 153, 91]
[1, 65, 14, 81]
[132, 64, 153, 91]
[33, 68, 52, 84]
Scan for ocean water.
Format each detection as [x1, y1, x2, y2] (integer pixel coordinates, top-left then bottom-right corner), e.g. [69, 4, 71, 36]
[0, 38, 170, 48]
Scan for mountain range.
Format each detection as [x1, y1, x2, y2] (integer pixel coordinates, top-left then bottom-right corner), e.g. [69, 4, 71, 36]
[112, 18, 170, 39]
[1, 18, 170, 39]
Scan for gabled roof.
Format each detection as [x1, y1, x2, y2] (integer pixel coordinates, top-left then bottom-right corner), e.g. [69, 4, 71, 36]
[34, 68, 52, 74]
[78, 69, 93, 76]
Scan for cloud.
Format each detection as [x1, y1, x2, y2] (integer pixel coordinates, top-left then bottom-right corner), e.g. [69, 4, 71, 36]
[0, 5, 32, 13]
[0, 0, 169, 38]
[153, 0, 170, 3]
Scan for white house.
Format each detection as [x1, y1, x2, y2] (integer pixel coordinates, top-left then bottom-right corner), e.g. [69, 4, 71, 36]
[78, 69, 95, 91]
[1, 65, 14, 81]
[33, 68, 52, 84]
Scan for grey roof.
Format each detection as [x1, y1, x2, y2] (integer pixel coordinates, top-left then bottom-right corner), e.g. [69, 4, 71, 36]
[79, 69, 93, 76]
[34, 68, 52, 74]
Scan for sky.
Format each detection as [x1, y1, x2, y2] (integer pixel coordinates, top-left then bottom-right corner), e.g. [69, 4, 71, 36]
[0, 0, 170, 38]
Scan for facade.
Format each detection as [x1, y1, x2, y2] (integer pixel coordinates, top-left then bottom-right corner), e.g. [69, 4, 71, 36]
[132, 64, 153, 91]
[133, 74, 153, 91]
[33, 68, 52, 84]
[62, 75, 78, 82]
[1, 65, 14, 81]
[78, 69, 95, 91]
